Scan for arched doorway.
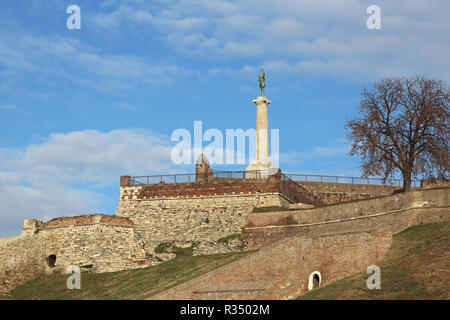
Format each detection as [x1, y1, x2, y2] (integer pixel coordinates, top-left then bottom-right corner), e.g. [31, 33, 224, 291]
[47, 254, 56, 268]
[308, 271, 321, 291]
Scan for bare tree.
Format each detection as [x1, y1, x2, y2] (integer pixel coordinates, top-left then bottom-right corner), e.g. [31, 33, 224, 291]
[346, 76, 449, 192]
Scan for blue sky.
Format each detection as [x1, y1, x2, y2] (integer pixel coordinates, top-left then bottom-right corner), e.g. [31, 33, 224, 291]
[1, 0, 449, 237]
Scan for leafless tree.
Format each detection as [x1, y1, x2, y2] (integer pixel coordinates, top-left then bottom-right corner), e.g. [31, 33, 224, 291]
[345, 76, 449, 192]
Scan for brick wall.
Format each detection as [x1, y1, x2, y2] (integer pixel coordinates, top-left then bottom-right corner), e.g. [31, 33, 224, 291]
[151, 230, 392, 300]
[243, 187, 450, 249]
[420, 179, 450, 189]
[121, 176, 281, 199]
[297, 181, 403, 204]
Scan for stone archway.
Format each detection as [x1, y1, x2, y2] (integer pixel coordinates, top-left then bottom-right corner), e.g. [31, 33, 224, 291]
[308, 271, 321, 290]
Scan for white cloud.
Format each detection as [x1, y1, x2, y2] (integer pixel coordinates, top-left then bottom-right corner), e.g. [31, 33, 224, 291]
[0, 27, 195, 92]
[0, 128, 180, 237]
[92, 0, 450, 81]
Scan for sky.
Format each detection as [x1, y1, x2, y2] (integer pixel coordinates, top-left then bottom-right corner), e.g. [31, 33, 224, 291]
[0, 0, 449, 237]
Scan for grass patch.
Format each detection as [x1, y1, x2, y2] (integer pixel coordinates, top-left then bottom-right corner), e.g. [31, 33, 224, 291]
[297, 220, 450, 300]
[172, 246, 194, 256]
[1, 251, 254, 300]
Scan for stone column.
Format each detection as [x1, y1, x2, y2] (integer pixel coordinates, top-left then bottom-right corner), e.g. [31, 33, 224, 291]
[255, 96, 270, 163]
[246, 96, 276, 177]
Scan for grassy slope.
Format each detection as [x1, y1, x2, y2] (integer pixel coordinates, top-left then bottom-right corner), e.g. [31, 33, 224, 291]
[298, 221, 450, 300]
[1, 251, 253, 300]
[2, 221, 448, 300]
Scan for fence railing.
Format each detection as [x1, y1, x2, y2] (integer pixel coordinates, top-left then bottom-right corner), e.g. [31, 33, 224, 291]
[130, 170, 263, 185]
[130, 174, 196, 185]
[279, 173, 325, 206]
[129, 171, 419, 187]
[285, 173, 420, 187]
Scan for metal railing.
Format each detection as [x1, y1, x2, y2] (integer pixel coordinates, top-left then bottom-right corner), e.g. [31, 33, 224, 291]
[130, 174, 196, 185]
[130, 170, 263, 185]
[280, 173, 325, 206]
[285, 173, 420, 187]
[213, 170, 263, 179]
[129, 171, 419, 187]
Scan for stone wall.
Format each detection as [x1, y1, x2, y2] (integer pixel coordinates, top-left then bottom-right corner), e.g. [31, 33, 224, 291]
[297, 181, 403, 204]
[243, 187, 450, 249]
[420, 179, 450, 189]
[115, 189, 288, 255]
[36, 214, 149, 273]
[151, 230, 392, 300]
[121, 176, 281, 199]
[0, 214, 151, 295]
[0, 235, 46, 295]
[112, 175, 424, 256]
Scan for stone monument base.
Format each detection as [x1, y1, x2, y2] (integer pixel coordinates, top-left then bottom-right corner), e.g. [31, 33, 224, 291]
[246, 161, 278, 179]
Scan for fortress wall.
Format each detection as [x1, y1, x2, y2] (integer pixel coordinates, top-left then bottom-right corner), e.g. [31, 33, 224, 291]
[37, 215, 149, 273]
[421, 179, 450, 189]
[151, 230, 392, 300]
[115, 189, 288, 252]
[244, 187, 450, 249]
[119, 177, 281, 200]
[296, 181, 403, 204]
[0, 235, 46, 295]
[0, 215, 150, 295]
[114, 174, 292, 252]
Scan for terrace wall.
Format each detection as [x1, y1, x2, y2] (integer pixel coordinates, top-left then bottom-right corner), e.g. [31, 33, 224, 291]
[243, 187, 450, 249]
[151, 230, 392, 300]
[296, 181, 403, 204]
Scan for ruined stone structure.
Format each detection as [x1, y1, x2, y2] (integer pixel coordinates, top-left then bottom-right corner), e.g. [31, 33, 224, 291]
[0, 214, 149, 295]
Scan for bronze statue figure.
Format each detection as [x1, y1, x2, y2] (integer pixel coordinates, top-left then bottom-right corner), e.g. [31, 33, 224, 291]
[258, 68, 266, 96]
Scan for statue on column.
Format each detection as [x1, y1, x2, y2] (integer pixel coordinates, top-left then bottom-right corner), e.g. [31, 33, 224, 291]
[258, 68, 266, 96]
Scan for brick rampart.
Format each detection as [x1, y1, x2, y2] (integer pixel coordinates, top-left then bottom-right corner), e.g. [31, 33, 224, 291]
[243, 187, 450, 249]
[150, 230, 392, 300]
[151, 188, 449, 300]
[125, 179, 280, 199]
[297, 181, 404, 204]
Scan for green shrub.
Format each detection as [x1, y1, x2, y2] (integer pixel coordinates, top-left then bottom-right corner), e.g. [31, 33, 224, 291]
[217, 233, 241, 244]
[154, 241, 173, 254]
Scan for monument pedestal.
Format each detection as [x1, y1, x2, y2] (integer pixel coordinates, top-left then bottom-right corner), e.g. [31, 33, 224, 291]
[246, 160, 278, 178]
[246, 95, 278, 178]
